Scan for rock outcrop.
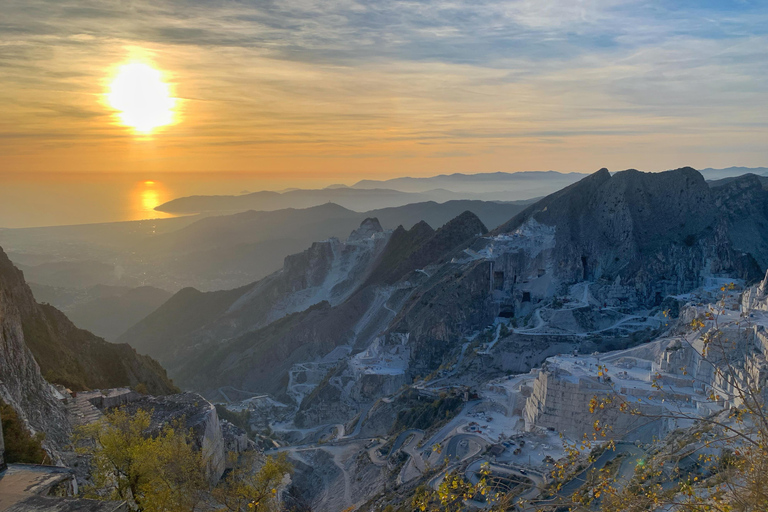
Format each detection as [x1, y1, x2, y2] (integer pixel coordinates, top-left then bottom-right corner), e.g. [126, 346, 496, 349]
[524, 364, 663, 440]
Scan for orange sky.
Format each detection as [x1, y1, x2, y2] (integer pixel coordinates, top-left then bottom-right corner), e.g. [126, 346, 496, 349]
[2, 1, 767, 185]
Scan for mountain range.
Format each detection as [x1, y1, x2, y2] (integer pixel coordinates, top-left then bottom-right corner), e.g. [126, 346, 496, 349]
[154, 168, 768, 215]
[2, 200, 532, 290]
[117, 168, 768, 415]
[3, 166, 768, 511]
[153, 171, 590, 215]
[354, 167, 768, 193]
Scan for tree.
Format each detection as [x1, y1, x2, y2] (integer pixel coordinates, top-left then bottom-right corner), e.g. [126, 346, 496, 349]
[213, 451, 293, 512]
[76, 408, 292, 512]
[0, 399, 47, 464]
[411, 465, 526, 512]
[76, 408, 207, 511]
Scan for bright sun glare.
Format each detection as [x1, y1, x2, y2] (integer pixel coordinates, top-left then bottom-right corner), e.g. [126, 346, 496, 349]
[107, 62, 176, 134]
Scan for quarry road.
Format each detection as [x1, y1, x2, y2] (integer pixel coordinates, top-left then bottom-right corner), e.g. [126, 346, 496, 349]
[426, 434, 489, 491]
[478, 323, 504, 355]
[391, 429, 424, 455]
[466, 459, 545, 504]
[515, 309, 661, 338]
[367, 440, 388, 467]
[397, 431, 426, 484]
[444, 433, 488, 462]
[217, 386, 269, 404]
[343, 402, 373, 439]
[428, 462, 458, 490]
[265, 436, 376, 454]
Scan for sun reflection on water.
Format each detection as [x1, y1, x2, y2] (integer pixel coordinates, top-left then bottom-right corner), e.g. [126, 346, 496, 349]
[130, 180, 175, 221]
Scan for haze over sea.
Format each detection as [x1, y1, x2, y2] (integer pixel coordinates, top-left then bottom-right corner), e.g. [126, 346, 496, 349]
[0, 172, 323, 229]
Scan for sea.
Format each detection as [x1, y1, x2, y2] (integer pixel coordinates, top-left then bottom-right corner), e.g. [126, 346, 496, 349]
[0, 172, 292, 229]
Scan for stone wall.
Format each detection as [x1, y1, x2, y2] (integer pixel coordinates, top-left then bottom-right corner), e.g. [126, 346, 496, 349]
[524, 369, 663, 441]
[76, 388, 141, 411]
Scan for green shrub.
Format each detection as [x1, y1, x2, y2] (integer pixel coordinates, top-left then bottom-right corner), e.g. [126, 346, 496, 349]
[1, 400, 47, 464]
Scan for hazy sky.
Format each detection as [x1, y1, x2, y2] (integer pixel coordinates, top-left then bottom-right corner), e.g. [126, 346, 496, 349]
[2, 0, 767, 184]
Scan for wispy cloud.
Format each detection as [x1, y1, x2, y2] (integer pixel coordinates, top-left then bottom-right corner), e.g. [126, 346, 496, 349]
[1, 0, 767, 177]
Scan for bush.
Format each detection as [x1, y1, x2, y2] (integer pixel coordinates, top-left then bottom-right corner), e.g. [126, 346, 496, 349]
[391, 394, 463, 433]
[214, 404, 251, 433]
[0, 400, 47, 464]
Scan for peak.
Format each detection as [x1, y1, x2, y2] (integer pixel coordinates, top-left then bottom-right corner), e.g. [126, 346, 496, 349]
[582, 168, 612, 186]
[442, 210, 487, 235]
[360, 217, 383, 230]
[311, 202, 352, 212]
[391, 225, 407, 236]
[0, 246, 26, 288]
[410, 220, 436, 236]
[347, 217, 384, 242]
[611, 166, 705, 184]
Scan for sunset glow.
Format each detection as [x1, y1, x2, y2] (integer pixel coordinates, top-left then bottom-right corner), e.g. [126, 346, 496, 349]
[107, 63, 176, 134]
[2, 1, 767, 178]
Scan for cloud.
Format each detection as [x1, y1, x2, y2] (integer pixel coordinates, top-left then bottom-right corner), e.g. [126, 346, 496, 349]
[0, 0, 767, 174]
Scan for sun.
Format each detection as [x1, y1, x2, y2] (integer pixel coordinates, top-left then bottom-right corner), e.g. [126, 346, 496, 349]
[107, 62, 177, 134]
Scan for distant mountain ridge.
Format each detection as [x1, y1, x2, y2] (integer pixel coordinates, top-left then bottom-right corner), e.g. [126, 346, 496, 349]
[154, 171, 584, 214]
[699, 167, 768, 180]
[2, 199, 533, 294]
[154, 187, 512, 214]
[154, 167, 768, 215]
[351, 170, 588, 193]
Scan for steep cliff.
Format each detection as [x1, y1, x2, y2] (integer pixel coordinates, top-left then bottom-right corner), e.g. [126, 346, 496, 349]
[0, 246, 178, 397]
[0, 248, 70, 457]
[490, 168, 767, 306]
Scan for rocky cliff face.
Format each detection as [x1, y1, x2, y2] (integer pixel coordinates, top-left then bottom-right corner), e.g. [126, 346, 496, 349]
[0, 245, 178, 461]
[122, 213, 488, 401]
[490, 168, 767, 308]
[0, 248, 70, 458]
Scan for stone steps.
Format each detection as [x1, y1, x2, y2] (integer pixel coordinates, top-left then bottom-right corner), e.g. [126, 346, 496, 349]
[66, 396, 103, 426]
